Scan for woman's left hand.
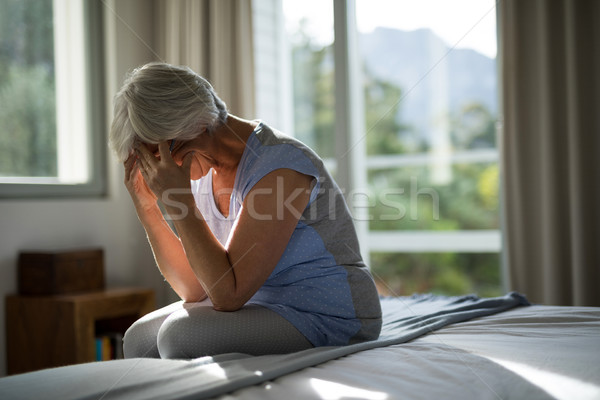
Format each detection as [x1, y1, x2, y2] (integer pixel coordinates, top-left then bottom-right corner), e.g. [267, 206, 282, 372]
[135, 141, 195, 202]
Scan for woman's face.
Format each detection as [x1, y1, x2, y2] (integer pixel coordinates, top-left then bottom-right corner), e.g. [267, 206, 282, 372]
[168, 138, 212, 180]
[137, 133, 213, 181]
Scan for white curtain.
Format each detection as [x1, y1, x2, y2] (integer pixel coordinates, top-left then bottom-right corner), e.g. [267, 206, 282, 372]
[499, 0, 600, 306]
[155, 0, 255, 118]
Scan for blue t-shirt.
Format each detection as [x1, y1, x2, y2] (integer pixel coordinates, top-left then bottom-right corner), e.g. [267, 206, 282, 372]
[191, 122, 382, 346]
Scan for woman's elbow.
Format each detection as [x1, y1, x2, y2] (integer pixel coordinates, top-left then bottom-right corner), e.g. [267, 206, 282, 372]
[211, 296, 245, 312]
[180, 291, 208, 304]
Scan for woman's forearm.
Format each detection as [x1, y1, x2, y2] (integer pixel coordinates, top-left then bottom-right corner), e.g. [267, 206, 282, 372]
[136, 204, 207, 302]
[163, 193, 242, 310]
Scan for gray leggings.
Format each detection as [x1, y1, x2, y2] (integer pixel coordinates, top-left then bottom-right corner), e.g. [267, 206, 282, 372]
[123, 299, 313, 359]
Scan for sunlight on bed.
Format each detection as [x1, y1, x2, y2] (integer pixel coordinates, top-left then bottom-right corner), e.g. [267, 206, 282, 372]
[189, 359, 228, 380]
[486, 357, 600, 400]
[309, 378, 388, 400]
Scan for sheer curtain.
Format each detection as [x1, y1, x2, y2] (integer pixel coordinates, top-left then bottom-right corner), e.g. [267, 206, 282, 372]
[155, 0, 255, 118]
[499, 0, 600, 306]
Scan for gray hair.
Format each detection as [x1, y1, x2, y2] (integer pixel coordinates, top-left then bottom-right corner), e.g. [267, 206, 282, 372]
[109, 62, 228, 161]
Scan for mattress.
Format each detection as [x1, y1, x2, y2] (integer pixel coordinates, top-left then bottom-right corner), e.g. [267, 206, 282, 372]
[1, 293, 598, 400]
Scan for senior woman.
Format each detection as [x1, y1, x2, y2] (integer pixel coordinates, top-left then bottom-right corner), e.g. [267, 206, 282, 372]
[109, 62, 381, 359]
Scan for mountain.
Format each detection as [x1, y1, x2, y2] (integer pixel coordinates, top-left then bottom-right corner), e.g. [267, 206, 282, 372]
[359, 27, 497, 139]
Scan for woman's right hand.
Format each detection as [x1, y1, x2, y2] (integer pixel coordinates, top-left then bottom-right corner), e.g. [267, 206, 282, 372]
[124, 153, 158, 211]
[123, 152, 207, 302]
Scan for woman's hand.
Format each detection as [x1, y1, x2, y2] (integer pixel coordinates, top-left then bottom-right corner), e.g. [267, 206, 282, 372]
[134, 141, 195, 205]
[124, 144, 207, 303]
[124, 152, 158, 211]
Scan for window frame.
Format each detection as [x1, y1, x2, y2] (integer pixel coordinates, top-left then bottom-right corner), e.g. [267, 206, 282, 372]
[0, 0, 106, 199]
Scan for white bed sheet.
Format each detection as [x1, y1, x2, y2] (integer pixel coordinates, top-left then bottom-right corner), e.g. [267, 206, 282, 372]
[216, 305, 600, 400]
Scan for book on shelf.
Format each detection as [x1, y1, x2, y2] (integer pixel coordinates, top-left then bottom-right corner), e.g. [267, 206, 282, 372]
[95, 332, 124, 361]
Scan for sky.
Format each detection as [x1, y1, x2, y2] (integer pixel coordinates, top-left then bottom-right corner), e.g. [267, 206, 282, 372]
[283, 0, 497, 58]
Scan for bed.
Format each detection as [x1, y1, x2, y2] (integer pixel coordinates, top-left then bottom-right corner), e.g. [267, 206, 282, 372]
[1, 292, 599, 400]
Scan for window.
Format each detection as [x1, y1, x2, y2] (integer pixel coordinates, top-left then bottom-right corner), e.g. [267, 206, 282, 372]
[254, 0, 501, 296]
[253, 0, 336, 162]
[0, 0, 106, 197]
[355, 0, 501, 296]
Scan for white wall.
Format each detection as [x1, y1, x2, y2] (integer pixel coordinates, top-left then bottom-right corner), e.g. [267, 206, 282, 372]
[0, 0, 176, 377]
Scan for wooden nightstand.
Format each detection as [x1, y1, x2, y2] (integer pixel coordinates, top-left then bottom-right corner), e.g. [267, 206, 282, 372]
[5, 287, 155, 375]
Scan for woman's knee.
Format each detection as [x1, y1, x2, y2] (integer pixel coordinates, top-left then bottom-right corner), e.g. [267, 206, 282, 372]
[123, 301, 185, 358]
[123, 316, 161, 358]
[156, 308, 205, 359]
